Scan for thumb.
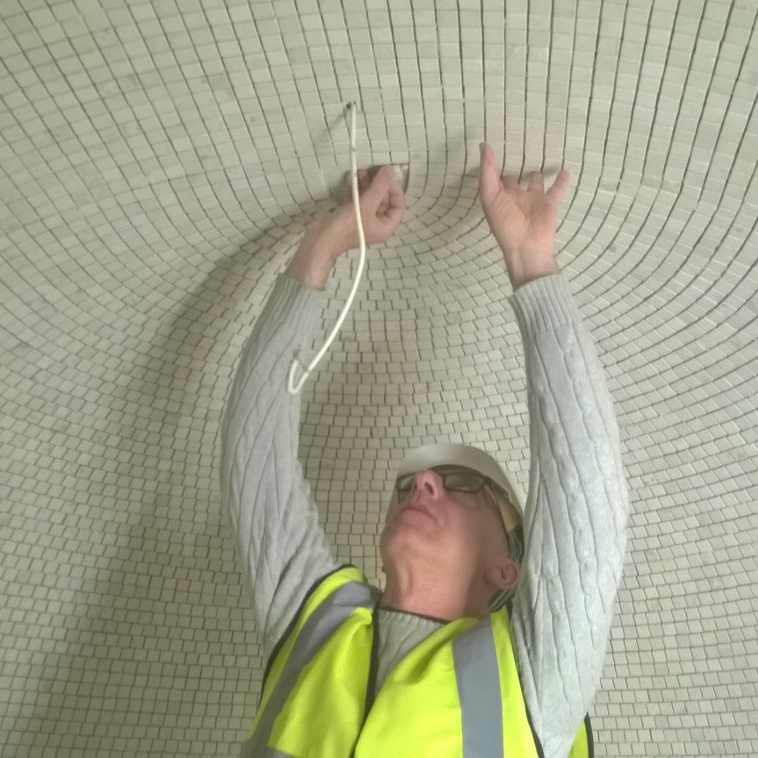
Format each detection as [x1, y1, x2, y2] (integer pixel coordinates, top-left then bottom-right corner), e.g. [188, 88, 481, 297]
[365, 165, 396, 200]
[479, 143, 501, 203]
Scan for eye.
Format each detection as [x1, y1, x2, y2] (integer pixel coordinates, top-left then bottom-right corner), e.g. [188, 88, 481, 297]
[444, 472, 481, 492]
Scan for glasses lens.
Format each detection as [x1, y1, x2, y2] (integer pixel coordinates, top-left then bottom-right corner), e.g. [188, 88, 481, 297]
[396, 474, 413, 500]
[442, 468, 483, 492]
[395, 466, 485, 500]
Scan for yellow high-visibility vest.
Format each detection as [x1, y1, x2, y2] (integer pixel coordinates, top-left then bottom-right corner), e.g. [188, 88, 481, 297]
[242, 565, 592, 757]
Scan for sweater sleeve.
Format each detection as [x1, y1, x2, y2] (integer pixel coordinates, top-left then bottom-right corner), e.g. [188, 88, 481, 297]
[219, 273, 340, 662]
[506, 273, 630, 758]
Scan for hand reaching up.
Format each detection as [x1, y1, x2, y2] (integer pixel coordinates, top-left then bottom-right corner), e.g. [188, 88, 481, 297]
[479, 142, 570, 289]
[321, 165, 405, 256]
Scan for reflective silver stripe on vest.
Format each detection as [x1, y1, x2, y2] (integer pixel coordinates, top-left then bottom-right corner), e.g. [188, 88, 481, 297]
[240, 581, 376, 757]
[452, 618, 504, 758]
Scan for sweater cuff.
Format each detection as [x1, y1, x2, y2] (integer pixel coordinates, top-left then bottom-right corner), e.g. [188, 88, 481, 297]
[507, 272, 582, 337]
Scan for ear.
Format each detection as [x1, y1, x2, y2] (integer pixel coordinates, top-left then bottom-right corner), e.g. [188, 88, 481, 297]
[484, 559, 519, 591]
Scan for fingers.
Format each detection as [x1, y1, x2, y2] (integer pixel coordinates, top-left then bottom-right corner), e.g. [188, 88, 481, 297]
[348, 165, 403, 234]
[547, 169, 570, 203]
[528, 173, 544, 192]
[381, 170, 405, 227]
[514, 169, 570, 202]
[368, 165, 405, 213]
[479, 142, 500, 201]
[342, 169, 370, 202]
[385, 169, 405, 209]
[481, 144, 545, 199]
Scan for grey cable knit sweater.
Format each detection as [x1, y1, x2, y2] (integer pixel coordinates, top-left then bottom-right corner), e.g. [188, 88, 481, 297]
[219, 269, 630, 757]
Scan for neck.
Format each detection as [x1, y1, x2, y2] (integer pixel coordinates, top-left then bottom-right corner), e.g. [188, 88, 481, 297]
[379, 574, 483, 621]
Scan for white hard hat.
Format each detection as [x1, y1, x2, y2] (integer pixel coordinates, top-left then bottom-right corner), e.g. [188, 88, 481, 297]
[388, 443, 525, 532]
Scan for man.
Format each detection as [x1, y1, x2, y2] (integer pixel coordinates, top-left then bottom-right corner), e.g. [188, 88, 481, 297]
[220, 144, 630, 756]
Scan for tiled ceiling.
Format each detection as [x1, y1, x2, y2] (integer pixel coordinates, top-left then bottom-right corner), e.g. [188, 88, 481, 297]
[1, 0, 756, 755]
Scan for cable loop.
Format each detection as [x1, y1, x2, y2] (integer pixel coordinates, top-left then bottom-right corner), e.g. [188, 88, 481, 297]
[287, 101, 366, 395]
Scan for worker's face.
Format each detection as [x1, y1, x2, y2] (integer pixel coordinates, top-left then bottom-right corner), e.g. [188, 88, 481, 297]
[379, 468, 517, 614]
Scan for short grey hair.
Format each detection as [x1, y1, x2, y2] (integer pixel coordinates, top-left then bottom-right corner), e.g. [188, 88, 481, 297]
[483, 484, 524, 613]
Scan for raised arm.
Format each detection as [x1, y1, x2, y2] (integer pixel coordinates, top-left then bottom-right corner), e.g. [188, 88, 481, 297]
[218, 255, 339, 662]
[479, 144, 630, 756]
[219, 166, 405, 662]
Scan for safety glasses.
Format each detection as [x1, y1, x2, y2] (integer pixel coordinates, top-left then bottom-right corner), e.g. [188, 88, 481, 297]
[395, 465, 498, 505]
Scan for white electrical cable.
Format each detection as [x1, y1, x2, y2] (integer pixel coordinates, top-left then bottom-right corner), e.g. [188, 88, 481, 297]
[287, 101, 366, 395]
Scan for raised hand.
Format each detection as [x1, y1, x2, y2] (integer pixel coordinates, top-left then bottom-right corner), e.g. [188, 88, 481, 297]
[479, 142, 570, 289]
[321, 165, 405, 256]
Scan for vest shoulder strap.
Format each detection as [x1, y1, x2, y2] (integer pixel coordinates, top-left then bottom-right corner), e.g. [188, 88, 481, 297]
[260, 564, 366, 703]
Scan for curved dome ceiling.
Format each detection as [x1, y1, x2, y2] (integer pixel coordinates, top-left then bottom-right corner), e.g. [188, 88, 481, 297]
[2, 0, 756, 755]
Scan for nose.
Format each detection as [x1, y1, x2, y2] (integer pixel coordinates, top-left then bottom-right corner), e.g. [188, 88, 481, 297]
[409, 469, 443, 500]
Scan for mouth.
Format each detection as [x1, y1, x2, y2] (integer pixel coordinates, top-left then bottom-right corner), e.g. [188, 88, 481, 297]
[404, 503, 433, 519]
